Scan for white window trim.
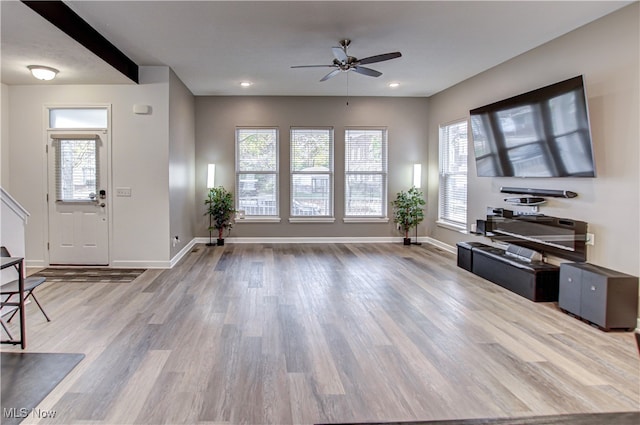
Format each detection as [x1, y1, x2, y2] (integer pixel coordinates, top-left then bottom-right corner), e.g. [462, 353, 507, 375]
[235, 127, 280, 219]
[436, 219, 466, 231]
[343, 217, 390, 224]
[344, 127, 389, 219]
[438, 119, 468, 229]
[289, 217, 336, 223]
[290, 127, 334, 219]
[235, 217, 282, 224]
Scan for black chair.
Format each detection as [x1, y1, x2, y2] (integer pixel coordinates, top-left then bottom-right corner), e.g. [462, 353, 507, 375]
[0, 246, 50, 322]
[1, 305, 18, 339]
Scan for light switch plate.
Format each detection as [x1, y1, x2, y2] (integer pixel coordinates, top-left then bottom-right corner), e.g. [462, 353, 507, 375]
[116, 187, 132, 197]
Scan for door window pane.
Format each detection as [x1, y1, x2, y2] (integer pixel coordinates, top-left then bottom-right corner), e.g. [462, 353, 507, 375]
[56, 139, 98, 201]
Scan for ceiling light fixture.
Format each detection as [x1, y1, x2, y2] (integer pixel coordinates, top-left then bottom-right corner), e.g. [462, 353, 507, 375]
[28, 65, 59, 81]
[240, 81, 253, 87]
[388, 82, 400, 88]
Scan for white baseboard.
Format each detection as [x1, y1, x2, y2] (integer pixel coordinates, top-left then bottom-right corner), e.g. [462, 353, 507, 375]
[116, 240, 202, 268]
[194, 235, 456, 252]
[25, 260, 47, 269]
[169, 238, 198, 268]
[422, 237, 456, 254]
[110, 260, 172, 269]
[194, 236, 448, 244]
[28, 237, 458, 270]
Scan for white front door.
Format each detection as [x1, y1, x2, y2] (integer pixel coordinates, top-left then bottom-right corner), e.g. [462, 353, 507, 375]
[47, 131, 109, 265]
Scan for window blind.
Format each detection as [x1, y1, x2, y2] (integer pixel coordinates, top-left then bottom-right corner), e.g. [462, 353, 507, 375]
[53, 137, 99, 202]
[236, 128, 279, 217]
[439, 120, 468, 227]
[290, 128, 333, 217]
[344, 128, 388, 217]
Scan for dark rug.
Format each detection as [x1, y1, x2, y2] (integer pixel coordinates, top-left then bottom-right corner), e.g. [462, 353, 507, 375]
[31, 267, 145, 283]
[317, 412, 640, 425]
[1, 352, 84, 425]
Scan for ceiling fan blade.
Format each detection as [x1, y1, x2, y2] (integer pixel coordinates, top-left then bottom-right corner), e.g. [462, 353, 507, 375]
[358, 52, 402, 65]
[353, 66, 382, 78]
[332, 46, 348, 63]
[291, 65, 335, 68]
[320, 69, 341, 82]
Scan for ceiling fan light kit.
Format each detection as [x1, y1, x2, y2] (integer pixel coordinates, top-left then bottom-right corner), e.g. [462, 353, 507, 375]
[292, 39, 402, 82]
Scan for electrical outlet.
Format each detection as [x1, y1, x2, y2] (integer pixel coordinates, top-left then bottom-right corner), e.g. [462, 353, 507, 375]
[586, 233, 595, 246]
[116, 187, 132, 197]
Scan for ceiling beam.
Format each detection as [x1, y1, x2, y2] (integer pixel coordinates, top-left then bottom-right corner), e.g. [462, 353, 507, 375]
[22, 0, 139, 83]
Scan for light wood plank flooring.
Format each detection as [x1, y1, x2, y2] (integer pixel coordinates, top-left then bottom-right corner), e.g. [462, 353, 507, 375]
[3, 243, 639, 424]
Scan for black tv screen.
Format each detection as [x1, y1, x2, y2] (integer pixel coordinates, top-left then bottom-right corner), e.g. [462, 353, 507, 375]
[470, 76, 596, 177]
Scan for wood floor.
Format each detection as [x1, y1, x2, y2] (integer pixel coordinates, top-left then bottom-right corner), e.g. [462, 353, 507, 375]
[3, 243, 639, 424]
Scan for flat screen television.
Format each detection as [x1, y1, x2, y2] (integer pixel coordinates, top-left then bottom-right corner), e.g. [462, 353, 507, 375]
[470, 76, 596, 177]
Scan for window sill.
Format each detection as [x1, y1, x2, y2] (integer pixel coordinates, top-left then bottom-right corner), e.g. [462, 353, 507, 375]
[235, 217, 281, 224]
[436, 220, 466, 233]
[343, 217, 389, 224]
[289, 217, 336, 223]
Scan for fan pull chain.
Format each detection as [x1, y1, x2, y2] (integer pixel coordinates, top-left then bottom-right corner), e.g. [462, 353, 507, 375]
[346, 72, 350, 106]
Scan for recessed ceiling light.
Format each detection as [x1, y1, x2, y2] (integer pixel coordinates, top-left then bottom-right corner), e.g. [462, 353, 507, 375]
[388, 82, 400, 88]
[28, 65, 59, 81]
[240, 81, 253, 87]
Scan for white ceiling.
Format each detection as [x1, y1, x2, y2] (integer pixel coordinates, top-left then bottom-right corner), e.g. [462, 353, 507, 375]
[1, 1, 633, 96]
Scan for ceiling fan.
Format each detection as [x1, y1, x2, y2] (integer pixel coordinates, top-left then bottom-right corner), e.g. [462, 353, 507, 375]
[291, 39, 402, 82]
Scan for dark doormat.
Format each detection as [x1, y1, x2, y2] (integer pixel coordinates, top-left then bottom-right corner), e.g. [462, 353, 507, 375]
[317, 411, 640, 425]
[1, 352, 84, 425]
[31, 268, 145, 283]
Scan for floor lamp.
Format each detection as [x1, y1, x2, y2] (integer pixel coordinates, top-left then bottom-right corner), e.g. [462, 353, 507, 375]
[206, 164, 215, 246]
[412, 163, 422, 245]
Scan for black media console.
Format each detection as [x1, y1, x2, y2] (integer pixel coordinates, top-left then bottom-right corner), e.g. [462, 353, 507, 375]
[457, 242, 560, 302]
[458, 210, 590, 302]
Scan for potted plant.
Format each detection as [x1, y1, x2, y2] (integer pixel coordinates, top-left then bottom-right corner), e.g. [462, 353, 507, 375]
[204, 186, 236, 246]
[391, 186, 426, 245]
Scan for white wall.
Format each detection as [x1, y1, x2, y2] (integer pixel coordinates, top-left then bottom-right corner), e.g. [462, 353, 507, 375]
[0, 189, 29, 284]
[195, 96, 429, 239]
[428, 4, 639, 276]
[168, 69, 196, 259]
[5, 66, 173, 268]
[1, 84, 9, 188]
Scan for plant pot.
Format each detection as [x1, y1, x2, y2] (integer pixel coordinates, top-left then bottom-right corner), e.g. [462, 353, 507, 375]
[403, 238, 411, 246]
[217, 238, 225, 246]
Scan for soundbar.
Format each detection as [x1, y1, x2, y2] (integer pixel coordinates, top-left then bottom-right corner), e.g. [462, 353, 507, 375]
[500, 187, 578, 198]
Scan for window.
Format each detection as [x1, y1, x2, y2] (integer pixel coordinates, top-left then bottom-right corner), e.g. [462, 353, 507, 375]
[49, 108, 108, 129]
[52, 136, 100, 202]
[290, 128, 333, 218]
[236, 128, 279, 218]
[439, 120, 468, 228]
[344, 128, 388, 218]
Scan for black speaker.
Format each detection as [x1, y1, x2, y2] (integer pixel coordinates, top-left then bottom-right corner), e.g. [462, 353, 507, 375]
[476, 219, 492, 235]
[500, 187, 578, 198]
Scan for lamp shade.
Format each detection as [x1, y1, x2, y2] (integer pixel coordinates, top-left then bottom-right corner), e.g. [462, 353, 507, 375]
[207, 164, 216, 188]
[28, 65, 58, 81]
[413, 163, 422, 188]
